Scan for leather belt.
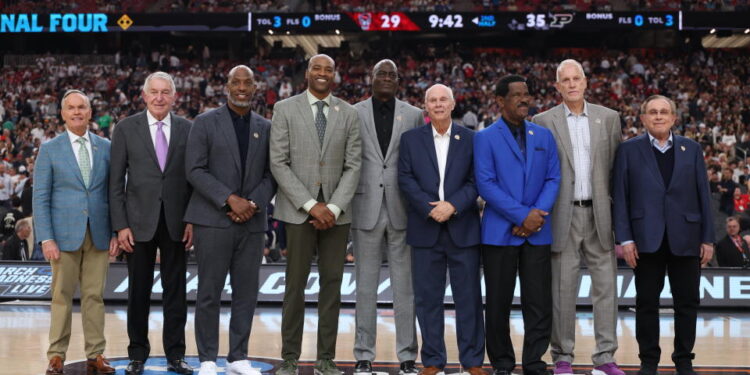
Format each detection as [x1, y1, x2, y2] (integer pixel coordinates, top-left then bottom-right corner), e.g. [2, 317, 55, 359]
[572, 199, 593, 207]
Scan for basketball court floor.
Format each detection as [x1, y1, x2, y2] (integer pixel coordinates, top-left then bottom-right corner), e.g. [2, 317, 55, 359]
[0, 302, 748, 375]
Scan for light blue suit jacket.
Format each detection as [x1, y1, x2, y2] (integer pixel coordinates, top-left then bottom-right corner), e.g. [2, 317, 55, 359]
[474, 118, 561, 246]
[33, 132, 112, 251]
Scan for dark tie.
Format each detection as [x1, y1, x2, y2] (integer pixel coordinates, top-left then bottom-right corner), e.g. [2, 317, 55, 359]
[513, 126, 525, 157]
[315, 101, 327, 145]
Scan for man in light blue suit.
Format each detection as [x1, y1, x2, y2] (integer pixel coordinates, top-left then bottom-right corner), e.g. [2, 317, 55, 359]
[33, 90, 119, 375]
[474, 75, 561, 375]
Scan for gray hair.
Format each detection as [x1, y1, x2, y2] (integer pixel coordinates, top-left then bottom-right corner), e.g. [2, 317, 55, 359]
[61, 89, 90, 108]
[640, 95, 677, 115]
[372, 59, 397, 75]
[142, 71, 176, 94]
[556, 59, 586, 82]
[15, 219, 30, 233]
[227, 65, 254, 80]
[307, 54, 335, 70]
[425, 84, 454, 103]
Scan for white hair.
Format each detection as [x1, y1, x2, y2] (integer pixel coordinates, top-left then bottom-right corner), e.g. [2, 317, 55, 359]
[556, 59, 586, 82]
[373, 59, 397, 75]
[425, 84, 454, 103]
[142, 71, 176, 94]
[228, 65, 254, 80]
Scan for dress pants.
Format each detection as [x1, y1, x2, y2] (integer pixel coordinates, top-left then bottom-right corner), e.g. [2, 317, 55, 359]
[352, 200, 417, 363]
[483, 242, 551, 374]
[126, 209, 187, 361]
[551, 205, 618, 365]
[281, 220, 350, 361]
[47, 227, 110, 360]
[412, 226, 484, 369]
[194, 223, 264, 362]
[634, 235, 700, 367]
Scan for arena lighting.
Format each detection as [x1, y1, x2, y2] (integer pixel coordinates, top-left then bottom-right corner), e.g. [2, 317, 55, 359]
[268, 29, 273, 34]
[710, 28, 716, 33]
[335, 29, 340, 34]
[745, 28, 750, 34]
[285, 30, 290, 35]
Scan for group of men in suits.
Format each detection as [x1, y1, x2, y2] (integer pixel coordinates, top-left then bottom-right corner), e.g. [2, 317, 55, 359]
[33, 54, 714, 375]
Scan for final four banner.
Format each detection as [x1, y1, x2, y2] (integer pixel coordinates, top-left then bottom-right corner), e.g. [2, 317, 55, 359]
[0, 262, 749, 307]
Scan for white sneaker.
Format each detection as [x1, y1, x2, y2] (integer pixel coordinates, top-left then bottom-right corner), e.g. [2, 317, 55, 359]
[228, 359, 262, 375]
[199, 361, 218, 375]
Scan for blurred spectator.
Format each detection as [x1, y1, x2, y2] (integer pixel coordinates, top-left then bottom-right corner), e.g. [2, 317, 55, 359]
[715, 216, 750, 267]
[1, 218, 31, 261]
[734, 187, 750, 213]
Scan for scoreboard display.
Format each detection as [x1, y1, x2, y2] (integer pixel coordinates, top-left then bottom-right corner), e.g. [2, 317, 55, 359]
[249, 12, 680, 32]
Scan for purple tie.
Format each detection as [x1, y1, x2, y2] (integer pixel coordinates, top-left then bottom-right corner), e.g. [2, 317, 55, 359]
[155, 121, 168, 171]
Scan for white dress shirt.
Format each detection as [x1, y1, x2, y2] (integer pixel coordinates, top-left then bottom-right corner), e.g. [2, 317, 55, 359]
[648, 131, 674, 153]
[564, 102, 592, 201]
[302, 90, 341, 219]
[146, 111, 171, 147]
[433, 125, 451, 201]
[67, 129, 93, 171]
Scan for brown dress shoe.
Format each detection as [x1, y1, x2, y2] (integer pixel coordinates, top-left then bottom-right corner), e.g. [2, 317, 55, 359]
[466, 367, 487, 375]
[86, 355, 115, 374]
[46, 356, 64, 375]
[419, 366, 444, 375]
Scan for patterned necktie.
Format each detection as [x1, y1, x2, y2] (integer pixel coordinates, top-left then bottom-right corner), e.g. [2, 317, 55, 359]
[155, 121, 168, 171]
[315, 100, 327, 145]
[76, 137, 91, 187]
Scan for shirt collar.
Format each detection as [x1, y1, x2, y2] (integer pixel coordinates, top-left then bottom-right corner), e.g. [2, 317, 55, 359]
[146, 111, 171, 127]
[648, 131, 673, 145]
[227, 105, 252, 121]
[432, 123, 452, 138]
[67, 129, 90, 145]
[563, 101, 588, 117]
[373, 96, 395, 112]
[307, 89, 331, 107]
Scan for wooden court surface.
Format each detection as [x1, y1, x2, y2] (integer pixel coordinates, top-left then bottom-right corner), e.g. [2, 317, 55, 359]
[0, 303, 748, 374]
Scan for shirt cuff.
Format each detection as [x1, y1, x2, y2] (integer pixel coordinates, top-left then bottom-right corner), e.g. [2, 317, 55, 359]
[620, 240, 634, 246]
[327, 204, 341, 220]
[41, 239, 54, 245]
[303, 199, 317, 213]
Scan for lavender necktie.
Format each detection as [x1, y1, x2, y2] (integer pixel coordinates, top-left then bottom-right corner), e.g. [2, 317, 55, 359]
[155, 121, 168, 171]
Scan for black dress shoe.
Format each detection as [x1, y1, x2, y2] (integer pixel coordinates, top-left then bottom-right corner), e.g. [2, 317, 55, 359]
[637, 364, 658, 375]
[675, 363, 696, 375]
[125, 360, 144, 375]
[492, 368, 514, 375]
[400, 360, 418, 375]
[167, 359, 194, 374]
[354, 360, 373, 375]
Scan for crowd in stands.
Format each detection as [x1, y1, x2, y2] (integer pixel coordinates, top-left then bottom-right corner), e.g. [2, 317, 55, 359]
[1, 44, 749, 265]
[2, 0, 749, 13]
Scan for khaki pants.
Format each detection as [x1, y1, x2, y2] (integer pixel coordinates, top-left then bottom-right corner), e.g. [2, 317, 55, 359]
[47, 229, 110, 360]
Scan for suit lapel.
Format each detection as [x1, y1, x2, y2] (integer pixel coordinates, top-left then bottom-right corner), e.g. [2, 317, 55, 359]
[421, 125, 439, 175]
[321, 97, 340, 157]
[587, 103, 602, 169]
[163, 114, 180, 173]
[62, 133, 85, 187]
[88, 133, 104, 187]
[636, 134, 666, 190]
[552, 105, 575, 169]
[524, 122, 536, 184]
[384, 99, 405, 163]
[497, 119, 524, 162]
[217, 106, 242, 175]
[445, 123, 460, 178]
[362, 98, 384, 161]
[135, 112, 160, 169]
[294, 93, 321, 154]
[668, 136, 685, 191]
[244, 114, 262, 180]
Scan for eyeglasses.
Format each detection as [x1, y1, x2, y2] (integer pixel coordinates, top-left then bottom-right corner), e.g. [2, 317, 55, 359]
[645, 110, 673, 116]
[375, 71, 398, 79]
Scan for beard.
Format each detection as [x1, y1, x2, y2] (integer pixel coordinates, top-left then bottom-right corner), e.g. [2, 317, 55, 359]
[228, 96, 251, 108]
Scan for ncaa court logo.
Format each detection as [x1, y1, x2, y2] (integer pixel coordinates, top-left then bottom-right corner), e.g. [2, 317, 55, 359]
[64, 356, 276, 374]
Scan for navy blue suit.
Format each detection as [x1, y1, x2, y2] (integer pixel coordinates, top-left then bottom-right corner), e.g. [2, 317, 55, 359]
[474, 117, 560, 374]
[612, 133, 714, 369]
[398, 123, 484, 369]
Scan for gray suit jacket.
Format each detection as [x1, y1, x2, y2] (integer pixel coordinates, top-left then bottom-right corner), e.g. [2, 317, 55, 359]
[532, 102, 621, 252]
[270, 92, 362, 225]
[110, 111, 192, 242]
[184, 105, 276, 231]
[351, 97, 423, 231]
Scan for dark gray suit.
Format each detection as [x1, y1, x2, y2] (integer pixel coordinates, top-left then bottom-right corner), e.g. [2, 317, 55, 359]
[351, 97, 422, 363]
[185, 104, 276, 362]
[109, 111, 192, 362]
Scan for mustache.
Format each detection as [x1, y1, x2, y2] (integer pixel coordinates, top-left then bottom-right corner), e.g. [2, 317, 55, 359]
[518, 102, 529, 107]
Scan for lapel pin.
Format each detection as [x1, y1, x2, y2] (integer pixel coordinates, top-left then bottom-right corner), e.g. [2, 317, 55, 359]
[396, 115, 402, 121]
[681, 145, 686, 151]
[334, 105, 340, 112]
[528, 130, 534, 135]
[253, 132, 259, 139]
[595, 118, 601, 124]
[454, 134, 460, 140]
